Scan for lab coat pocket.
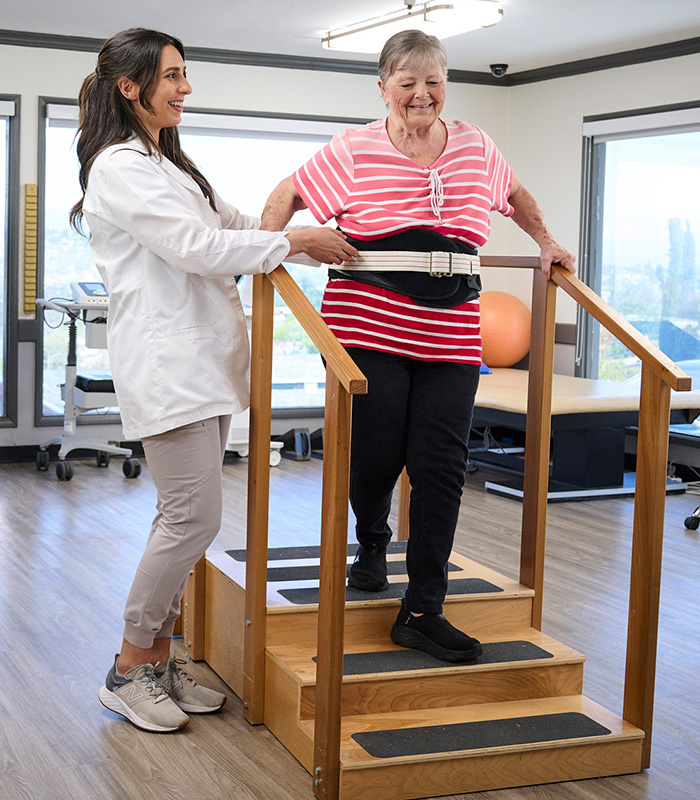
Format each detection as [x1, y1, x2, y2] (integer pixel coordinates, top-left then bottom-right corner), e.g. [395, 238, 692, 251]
[166, 325, 218, 341]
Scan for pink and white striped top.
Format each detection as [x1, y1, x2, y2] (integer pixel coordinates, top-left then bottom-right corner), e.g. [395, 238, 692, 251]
[293, 119, 514, 364]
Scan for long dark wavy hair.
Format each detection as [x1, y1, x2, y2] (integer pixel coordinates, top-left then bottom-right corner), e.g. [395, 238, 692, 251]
[70, 28, 216, 233]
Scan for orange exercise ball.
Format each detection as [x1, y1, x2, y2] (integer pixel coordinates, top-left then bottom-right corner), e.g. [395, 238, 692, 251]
[479, 291, 531, 367]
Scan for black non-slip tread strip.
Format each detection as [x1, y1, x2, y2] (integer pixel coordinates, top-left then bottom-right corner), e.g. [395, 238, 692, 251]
[278, 577, 503, 605]
[352, 712, 612, 758]
[226, 542, 408, 562]
[312, 641, 554, 675]
[266, 561, 462, 582]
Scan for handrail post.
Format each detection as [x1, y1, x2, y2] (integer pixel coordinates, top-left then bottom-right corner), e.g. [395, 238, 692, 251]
[397, 469, 410, 541]
[520, 269, 557, 629]
[313, 370, 353, 800]
[623, 365, 672, 768]
[243, 272, 275, 724]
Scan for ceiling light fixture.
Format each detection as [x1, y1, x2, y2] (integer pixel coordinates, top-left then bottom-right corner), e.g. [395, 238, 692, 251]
[321, 0, 503, 54]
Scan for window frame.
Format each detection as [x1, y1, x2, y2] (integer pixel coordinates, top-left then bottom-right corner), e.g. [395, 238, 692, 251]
[36, 96, 108, 427]
[179, 106, 371, 415]
[577, 100, 700, 380]
[0, 94, 20, 428]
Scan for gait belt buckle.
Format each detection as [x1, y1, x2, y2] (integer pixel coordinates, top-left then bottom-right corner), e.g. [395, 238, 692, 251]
[429, 252, 453, 277]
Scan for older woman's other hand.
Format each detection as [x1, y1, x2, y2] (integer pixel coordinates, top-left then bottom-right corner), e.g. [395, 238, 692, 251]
[285, 227, 359, 264]
[540, 241, 576, 280]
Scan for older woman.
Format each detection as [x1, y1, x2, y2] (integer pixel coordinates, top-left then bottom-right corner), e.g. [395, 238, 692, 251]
[261, 30, 575, 663]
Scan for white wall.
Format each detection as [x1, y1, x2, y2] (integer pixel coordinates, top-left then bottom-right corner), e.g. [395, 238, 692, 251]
[3, 41, 699, 445]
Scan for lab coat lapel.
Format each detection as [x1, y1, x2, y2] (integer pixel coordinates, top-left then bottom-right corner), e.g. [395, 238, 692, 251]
[124, 136, 219, 224]
[124, 136, 201, 197]
[154, 150, 220, 226]
[156, 152, 203, 197]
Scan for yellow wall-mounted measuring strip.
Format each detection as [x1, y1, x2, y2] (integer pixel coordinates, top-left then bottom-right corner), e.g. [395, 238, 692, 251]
[23, 183, 38, 314]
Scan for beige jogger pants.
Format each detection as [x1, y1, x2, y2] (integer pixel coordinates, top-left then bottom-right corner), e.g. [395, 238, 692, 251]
[122, 415, 231, 649]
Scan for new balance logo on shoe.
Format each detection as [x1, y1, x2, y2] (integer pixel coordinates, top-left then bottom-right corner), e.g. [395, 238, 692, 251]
[120, 686, 145, 703]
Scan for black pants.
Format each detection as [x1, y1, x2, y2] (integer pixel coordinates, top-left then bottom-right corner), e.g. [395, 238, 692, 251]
[347, 348, 480, 614]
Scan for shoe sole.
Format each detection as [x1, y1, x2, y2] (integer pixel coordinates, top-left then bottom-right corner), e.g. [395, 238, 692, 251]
[391, 625, 483, 663]
[98, 686, 189, 732]
[175, 696, 227, 714]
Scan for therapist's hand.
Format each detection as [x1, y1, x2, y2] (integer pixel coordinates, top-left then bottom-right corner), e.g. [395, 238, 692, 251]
[285, 227, 359, 265]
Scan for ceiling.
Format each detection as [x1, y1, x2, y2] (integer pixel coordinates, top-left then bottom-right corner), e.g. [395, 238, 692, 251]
[3, 0, 700, 75]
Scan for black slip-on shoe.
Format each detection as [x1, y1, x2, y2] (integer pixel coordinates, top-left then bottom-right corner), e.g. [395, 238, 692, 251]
[347, 543, 389, 591]
[391, 606, 482, 662]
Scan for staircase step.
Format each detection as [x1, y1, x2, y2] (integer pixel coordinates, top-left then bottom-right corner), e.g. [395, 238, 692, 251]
[207, 547, 531, 609]
[268, 629, 582, 687]
[203, 550, 534, 697]
[307, 696, 644, 800]
[225, 541, 411, 562]
[203, 545, 644, 799]
[279, 576, 502, 605]
[208, 548, 534, 652]
[263, 630, 585, 769]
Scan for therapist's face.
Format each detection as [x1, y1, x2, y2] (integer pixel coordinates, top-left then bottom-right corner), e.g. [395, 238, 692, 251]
[123, 44, 192, 142]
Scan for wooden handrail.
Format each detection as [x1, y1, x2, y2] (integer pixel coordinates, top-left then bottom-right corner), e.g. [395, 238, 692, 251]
[241, 267, 366, 800]
[480, 255, 541, 269]
[267, 265, 367, 395]
[519, 261, 686, 770]
[243, 272, 276, 725]
[479, 258, 691, 390]
[519, 269, 557, 629]
[237, 257, 686, 799]
[623, 365, 671, 768]
[395, 256, 688, 774]
[551, 266, 692, 391]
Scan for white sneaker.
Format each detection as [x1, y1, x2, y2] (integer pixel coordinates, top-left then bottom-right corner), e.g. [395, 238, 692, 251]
[99, 655, 189, 732]
[158, 657, 227, 713]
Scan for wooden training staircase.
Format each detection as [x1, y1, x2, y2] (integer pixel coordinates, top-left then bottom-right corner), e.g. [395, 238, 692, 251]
[182, 258, 692, 800]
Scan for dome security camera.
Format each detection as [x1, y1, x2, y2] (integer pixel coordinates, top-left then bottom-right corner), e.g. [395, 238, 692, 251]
[490, 63, 509, 78]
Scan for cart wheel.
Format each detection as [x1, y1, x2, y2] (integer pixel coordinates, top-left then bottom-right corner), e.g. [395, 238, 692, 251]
[123, 458, 141, 479]
[56, 460, 73, 482]
[269, 449, 282, 467]
[684, 515, 700, 531]
[96, 451, 111, 468]
[36, 450, 50, 471]
[236, 448, 249, 458]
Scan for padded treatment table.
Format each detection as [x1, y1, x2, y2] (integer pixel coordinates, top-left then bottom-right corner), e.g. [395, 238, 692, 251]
[470, 368, 700, 501]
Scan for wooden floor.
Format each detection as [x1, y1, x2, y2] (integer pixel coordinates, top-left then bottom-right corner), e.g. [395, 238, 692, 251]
[0, 454, 698, 800]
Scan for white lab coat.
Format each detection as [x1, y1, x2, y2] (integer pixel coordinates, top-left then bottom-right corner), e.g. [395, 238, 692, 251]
[82, 138, 290, 440]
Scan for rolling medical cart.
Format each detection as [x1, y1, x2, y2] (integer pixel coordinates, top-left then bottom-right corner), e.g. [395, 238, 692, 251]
[36, 282, 141, 482]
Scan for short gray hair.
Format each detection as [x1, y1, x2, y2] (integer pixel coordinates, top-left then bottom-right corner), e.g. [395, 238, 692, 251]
[378, 30, 448, 84]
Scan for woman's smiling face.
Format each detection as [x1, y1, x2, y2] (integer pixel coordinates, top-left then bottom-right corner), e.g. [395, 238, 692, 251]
[379, 58, 446, 130]
[132, 44, 192, 139]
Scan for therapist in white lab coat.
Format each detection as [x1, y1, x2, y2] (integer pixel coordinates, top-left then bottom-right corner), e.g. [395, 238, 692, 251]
[70, 27, 358, 734]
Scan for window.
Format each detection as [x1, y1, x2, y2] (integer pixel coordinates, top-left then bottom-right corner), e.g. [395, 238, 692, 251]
[178, 111, 364, 409]
[580, 104, 700, 438]
[39, 103, 364, 416]
[1, 96, 18, 425]
[40, 102, 114, 420]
